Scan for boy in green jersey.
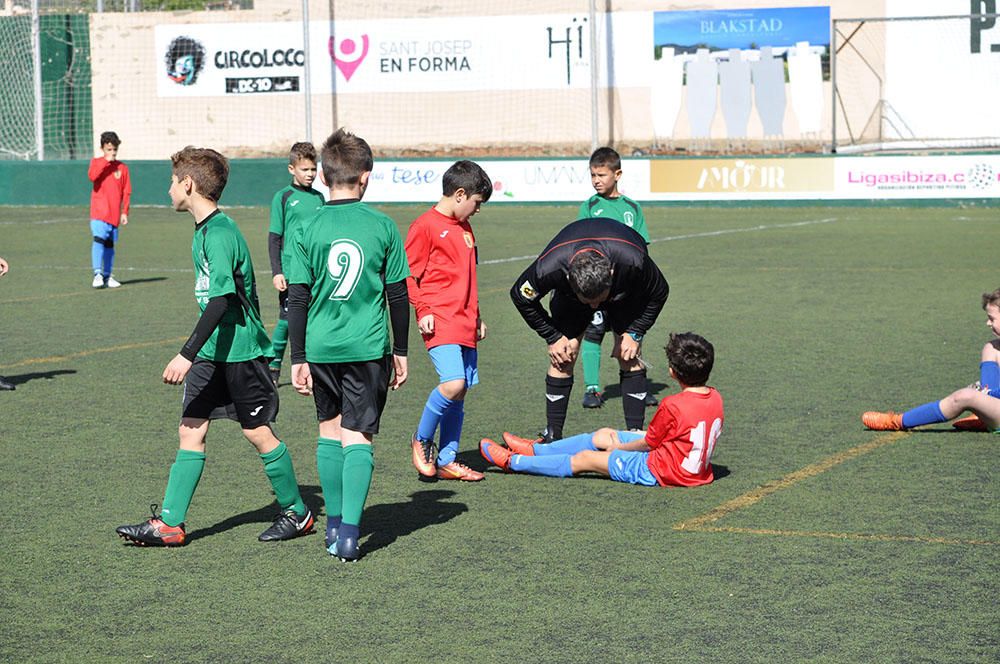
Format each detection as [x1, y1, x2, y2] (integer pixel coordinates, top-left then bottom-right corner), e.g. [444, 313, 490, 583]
[116, 147, 314, 547]
[266, 142, 325, 387]
[576, 147, 658, 414]
[285, 128, 411, 562]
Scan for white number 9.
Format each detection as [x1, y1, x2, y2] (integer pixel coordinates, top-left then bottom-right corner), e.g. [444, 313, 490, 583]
[327, 239, 364, 300]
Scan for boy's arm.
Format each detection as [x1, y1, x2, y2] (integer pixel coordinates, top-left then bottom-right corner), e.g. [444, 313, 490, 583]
[268, 233, 284, 277]
[577, 199, 591, 220]
[386, 279, 410, 389]
[88, 157, 115, 186]
[286, 283, 311, 364]
[403, 221, 430, 318]
[626, 257, 669, 338]
[632, 201, 649, 243]
[510, 261, 562, 344]
[163, 294, 233, 384]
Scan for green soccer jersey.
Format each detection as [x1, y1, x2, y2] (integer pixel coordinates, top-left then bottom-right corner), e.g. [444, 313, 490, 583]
[192, 210, 273, 362]
[578, 194, 649, 242]
[286, 200, 410, 363]
[269, 183, 325, 270]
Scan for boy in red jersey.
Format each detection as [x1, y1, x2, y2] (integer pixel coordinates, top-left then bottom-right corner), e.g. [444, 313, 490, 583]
[405, 160, 493, 481]
[480, 332, 723, 487]
[87, 131, 131, 288]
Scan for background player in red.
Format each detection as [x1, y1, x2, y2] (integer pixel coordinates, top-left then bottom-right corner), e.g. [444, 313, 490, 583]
[480, 332, 722, 487]
[405, 160, 493, 481]
[88, 131, 131, 289]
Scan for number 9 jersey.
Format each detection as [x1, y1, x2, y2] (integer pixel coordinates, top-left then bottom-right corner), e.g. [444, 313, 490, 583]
[285, 200, 410, 363]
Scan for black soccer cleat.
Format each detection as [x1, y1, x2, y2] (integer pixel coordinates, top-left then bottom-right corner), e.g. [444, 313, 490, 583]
[116, 504, 186, 546]
[325, 520, 340, 550]
[582, 389, 604, 409]
[258, 508, 314, 542]
[0, 376, 15, 391]
[644, 392, 659, 408]
[332, 535, 360, 563]
[269, 366, 281, 388]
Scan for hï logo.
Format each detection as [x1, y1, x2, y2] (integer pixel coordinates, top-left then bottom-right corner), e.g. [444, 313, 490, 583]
[165, 36, 206, 86]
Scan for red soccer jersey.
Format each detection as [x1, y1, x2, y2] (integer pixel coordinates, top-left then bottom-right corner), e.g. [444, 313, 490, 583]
[88, 157, 131, 227]
[404, 207, 480, 349]
[644, 387, 724, 487]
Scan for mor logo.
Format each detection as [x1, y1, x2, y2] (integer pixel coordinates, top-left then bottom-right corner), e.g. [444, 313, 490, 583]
[165, 36, 207, 86]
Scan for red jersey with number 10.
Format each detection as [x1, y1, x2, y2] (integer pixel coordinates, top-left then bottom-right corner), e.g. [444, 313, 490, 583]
[404, 207, 479, 349]
[643, 387, 724, 487]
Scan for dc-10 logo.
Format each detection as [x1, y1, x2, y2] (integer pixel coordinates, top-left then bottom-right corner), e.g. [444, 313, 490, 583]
[165, 36, 206, 86]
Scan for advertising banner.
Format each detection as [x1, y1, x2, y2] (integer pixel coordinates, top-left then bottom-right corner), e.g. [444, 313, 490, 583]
[155, 13, 651, 98]
[350, 155, 1000, 204]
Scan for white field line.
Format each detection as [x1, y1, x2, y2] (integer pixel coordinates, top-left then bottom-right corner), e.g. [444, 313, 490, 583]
[10, 217, 840, 274]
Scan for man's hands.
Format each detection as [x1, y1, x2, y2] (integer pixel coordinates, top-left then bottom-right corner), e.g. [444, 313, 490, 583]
[618, 333, 640, 362]
[418, 314, 434, 335]
[163, 354, 193, 384]
[548, 335, 580, 370]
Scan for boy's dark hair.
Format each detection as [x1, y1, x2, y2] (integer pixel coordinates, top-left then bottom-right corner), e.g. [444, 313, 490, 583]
[289, 141, 317, 165]
[567, 250, 613, 299]
[589, 146, 621, 171]
[442, 160, 493, 202]
[100, 131, 121, 148]
[982, 288, 1000, 310]
[320, 128, 373, 187]
[666, 332, 714, 387]
[170, 146, 229, 202]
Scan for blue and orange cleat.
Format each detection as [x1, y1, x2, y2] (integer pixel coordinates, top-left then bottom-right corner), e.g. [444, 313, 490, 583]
[479, 438, 513, 471]
[411, 434, 437, 478]
[861, 411, 904, 431]
[501, 432, 538, 456]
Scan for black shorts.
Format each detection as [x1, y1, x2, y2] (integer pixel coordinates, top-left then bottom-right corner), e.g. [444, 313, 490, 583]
[182, 356, 278, 429]
[309, 356, 391, 435]
[550, 292, 645, 340]
[276, 288, 289, 321]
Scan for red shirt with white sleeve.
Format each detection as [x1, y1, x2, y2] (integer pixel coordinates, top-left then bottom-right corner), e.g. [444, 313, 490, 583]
[643, 387, 724, 487]
[404, 206, 479, 349]
[88, 157, 131, 227]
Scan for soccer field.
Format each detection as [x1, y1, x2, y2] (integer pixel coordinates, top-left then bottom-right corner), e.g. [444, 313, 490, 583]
[0, 203, 997, 662]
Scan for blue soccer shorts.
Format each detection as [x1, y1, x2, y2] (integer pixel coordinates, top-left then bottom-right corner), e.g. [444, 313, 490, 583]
[607, 430, 658, 486]
[428, 344, 479, 387]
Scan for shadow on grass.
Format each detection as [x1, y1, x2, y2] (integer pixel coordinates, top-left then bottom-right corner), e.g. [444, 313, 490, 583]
[114, 277, 169, 286]
[185, 484, 325, 543]
[601, 379, 669, 402]
[2, 369, 77, 386]
[360, 489, 468, 556]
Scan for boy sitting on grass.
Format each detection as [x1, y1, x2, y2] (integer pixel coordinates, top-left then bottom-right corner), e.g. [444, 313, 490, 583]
[480, 332, 723, 487]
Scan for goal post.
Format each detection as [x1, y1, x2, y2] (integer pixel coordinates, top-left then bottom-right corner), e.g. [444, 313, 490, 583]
[832, 13, 1000, 153]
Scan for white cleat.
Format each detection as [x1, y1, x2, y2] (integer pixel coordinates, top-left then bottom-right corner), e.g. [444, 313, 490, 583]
[105, 275, 121, 288]
[92, 273, 105, 288]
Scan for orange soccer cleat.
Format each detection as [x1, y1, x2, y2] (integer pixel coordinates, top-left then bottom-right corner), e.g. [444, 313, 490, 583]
[116, 504, 187, 546]
[411, 434, 437, 478]
[952, 415, 989, 431]
[861, 411, 904, 431]
[435, 461, 485, 481]
[501, 432, 538, 456]
[479, 439, 513, 471]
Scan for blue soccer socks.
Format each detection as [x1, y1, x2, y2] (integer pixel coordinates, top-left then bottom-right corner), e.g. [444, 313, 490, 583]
[534, 432, 598, 456]
[902, 401, 947, 429]
[510, 453, 574, 478]
[416, 388, 457, 443]
[437, 401, 464, 467]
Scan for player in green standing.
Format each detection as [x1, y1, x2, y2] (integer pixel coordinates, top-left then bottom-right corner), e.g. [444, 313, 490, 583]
[285, 128, 410, 562]
[577, 147, 658, 411]
[116, 147, 313, 546]
[266, 142, 325, 387]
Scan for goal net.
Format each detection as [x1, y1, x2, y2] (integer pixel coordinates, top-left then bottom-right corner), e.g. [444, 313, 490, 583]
[833, 13, 1000, 152]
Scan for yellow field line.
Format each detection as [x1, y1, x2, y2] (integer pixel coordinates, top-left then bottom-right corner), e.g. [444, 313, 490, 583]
[683, 525, 998, 547]
[674, 431, 907, 531]
[0, 337, 186, 370]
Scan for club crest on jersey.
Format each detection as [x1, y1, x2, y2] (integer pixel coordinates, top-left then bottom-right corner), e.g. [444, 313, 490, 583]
[519, 281, 538, 300]
[463, 232, 474, 249]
